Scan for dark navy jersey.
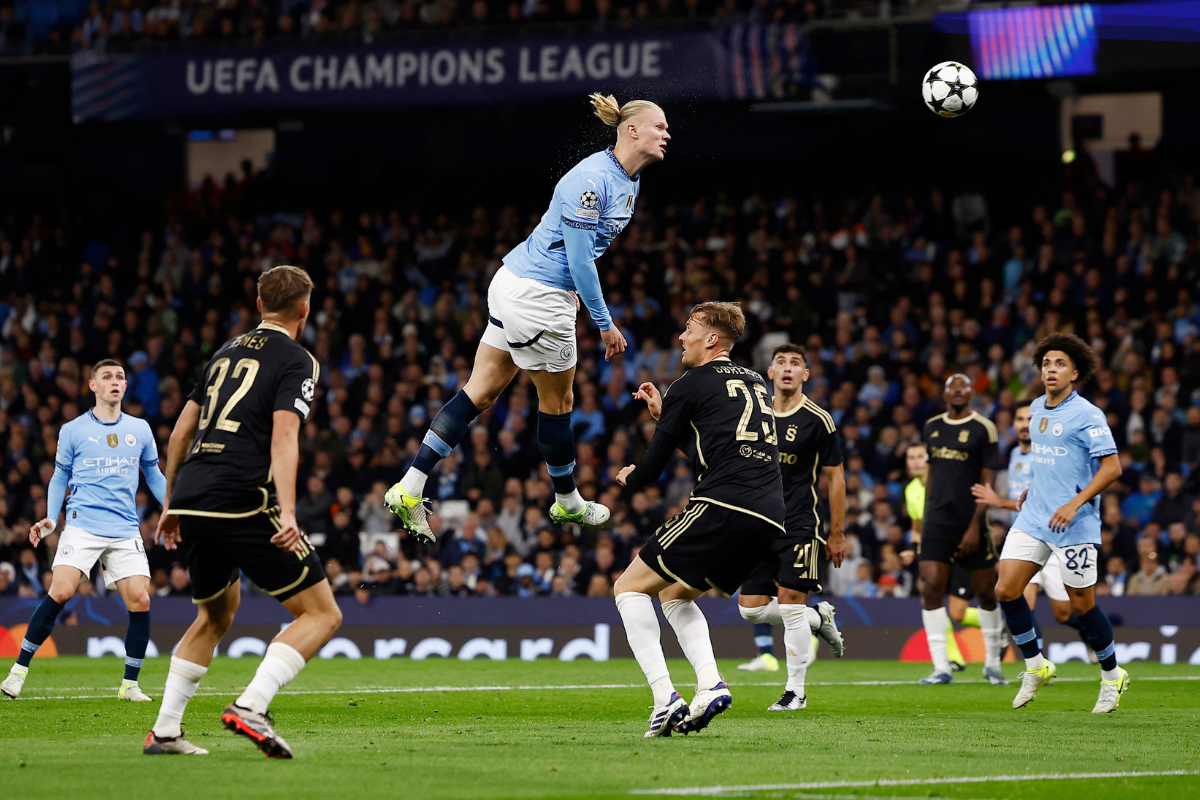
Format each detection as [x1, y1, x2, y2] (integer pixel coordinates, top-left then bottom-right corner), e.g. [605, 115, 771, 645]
[773, 396, 843, 540]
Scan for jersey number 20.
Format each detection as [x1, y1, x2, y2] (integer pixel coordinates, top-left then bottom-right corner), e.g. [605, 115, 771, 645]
[726, 379, 777, 445]
[198, 357, 261, 433]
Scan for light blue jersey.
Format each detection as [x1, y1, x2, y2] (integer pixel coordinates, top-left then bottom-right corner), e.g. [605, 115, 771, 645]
[1006, 445, 1034, 501]
[49, 410, 167, 539]
[502, 148, 640, 331]
[1012, 392, 1118, 547]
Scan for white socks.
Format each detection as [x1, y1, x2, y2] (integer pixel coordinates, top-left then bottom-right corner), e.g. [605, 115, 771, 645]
[153, 656, 208, 739]
[400, 468, 428, 498]
[922, 607, 952, 675]
[1101, 666, 1121, 681]
[661, 599, 721, 690]
[805, 605, 821, 631]
[237, 642, 307, 714]
[979, 607, 1005, 670]
[1026, 652, 1046, 670]
[780, 604, 812, 695]
[616, 592, 675, 706]
[738, 599, 822, 630]
[556, 489, 586, 514]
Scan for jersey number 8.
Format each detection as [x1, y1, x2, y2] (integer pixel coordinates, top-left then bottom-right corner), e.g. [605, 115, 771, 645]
[198, 357, 262, 433]
[726, 379, 777, 445]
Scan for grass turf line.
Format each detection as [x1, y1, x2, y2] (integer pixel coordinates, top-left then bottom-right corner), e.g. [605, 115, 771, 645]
[1, 659, 1197, 800]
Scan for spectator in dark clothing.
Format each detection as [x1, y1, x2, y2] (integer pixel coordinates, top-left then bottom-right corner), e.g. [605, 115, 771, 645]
[1153, 473, 1193, 528]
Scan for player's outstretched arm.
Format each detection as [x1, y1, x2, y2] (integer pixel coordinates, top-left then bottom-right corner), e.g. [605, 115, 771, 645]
[156, 399, 200, 550]
[824, 464, 847, 567]
[1048, 453, 1122, 532]
[970, 482, 1020, 510]
[632, 382, 662, 420]
[615, 428, 679, 490]
[269, 409, 304, 552]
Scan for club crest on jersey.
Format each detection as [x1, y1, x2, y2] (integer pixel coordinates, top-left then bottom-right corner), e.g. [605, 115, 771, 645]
[958, 430, 970, 443]
[559, 344, 573, 362]
[107, 434, 118, 448]
[1052, 422, 1063, 436]
[60, 545, 74, 557]
[1039, 418, 1049, 434]
[125, 433, 137, 447]
[579, 189, 600, 209]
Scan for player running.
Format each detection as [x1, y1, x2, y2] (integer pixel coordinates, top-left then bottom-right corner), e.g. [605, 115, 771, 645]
[2, 360, 164, 702]
[613, 302, 783, 738]
[736, 343, 847, 711]
[916, 375, 1007, 686]
[972, 402, 1094, 654]
[992, 334, 1129, 713]
[145, 266, 342, 757]
[383, 93, 670, 538]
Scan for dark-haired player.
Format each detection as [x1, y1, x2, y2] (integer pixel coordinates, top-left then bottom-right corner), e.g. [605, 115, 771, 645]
[145, 266, 344, 757]
[2, 360, 164, 702]
[916, 374, 1007, 686]
[737, 343, 847, 711]
[995, 334, 1128, 713]
[613, 302, 783, 738]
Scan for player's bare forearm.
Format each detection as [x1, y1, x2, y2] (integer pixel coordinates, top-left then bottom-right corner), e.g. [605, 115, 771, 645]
[825, 465, 846, 566]
[270, 410, 302, 516]
[1074, 453, 1121, 509]
[163, 400, 201, 501]
[1050, 454, 1122, 532]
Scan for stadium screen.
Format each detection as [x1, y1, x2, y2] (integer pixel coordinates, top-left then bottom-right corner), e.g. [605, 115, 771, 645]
[966, 4, 1099, 80]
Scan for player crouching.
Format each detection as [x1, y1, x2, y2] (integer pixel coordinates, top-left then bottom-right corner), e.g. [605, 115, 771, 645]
[995, 334, 1129, 713]
[613, 303, 784, 737]
[2, 360, 164, 703]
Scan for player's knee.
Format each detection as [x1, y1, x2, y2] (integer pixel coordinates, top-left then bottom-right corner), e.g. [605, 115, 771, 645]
[1068, 595, 1092, 617]
[994, 583, 1020, 603]
[48, 585, 74, 605]
[739, 604, 768, 624]
[128, 592, 151, 613]
[1051, 604, 1072, 623]
[326, 604, 344, 633]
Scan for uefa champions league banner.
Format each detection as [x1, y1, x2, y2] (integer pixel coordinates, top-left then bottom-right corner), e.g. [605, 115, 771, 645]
[69, 25, 810, 123]
[3, 596, 1198, 663]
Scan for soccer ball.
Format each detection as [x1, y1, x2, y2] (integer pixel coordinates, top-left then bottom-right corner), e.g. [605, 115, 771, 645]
[921, 62, 979, 118]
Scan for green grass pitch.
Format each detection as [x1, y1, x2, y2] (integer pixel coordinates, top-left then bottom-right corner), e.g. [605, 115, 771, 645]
[2, 657, 1197, 799]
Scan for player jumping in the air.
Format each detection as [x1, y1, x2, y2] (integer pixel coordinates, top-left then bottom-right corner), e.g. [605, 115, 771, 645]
[992, 334, 1128, 713]
[2, 360, 164, 702]
[383, 93, 669, 538]
[145, 266, 342, 757]
[736, 344, 847, 711]
[915, 375, 1008, 686]
[613, 303, 783, 738]
[972, 402, 1094, 654]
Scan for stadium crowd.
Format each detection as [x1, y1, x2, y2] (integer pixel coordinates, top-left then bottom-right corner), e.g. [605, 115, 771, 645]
[4, 0, 845, 54]
[1, 145, 1199, 607]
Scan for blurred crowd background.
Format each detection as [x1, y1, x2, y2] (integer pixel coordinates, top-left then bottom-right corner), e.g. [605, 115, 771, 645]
[1, 128, 1199, 610]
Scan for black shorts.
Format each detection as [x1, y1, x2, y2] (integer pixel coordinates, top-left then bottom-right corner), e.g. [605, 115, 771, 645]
[640, 500, 778, 597]
[918, 521, 998, 571]
[740, 528, 823, 596]
[179, 508, 325, 604]
[949, 563, 975, 601]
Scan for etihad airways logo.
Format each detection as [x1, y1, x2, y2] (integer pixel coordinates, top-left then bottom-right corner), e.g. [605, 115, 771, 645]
[1032, 443, 1069, 457]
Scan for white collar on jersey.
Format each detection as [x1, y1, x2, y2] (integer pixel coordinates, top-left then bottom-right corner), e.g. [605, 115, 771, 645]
[257, 321, 292, 336]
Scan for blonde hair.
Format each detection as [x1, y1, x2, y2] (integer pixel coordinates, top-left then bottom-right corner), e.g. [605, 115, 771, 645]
[589, 93, 663, 128]
[258, 265, 314, 314]
[688, 302, 747, 347]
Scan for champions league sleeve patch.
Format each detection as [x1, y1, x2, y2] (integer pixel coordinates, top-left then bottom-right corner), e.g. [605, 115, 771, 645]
[579, 189, 600, 209]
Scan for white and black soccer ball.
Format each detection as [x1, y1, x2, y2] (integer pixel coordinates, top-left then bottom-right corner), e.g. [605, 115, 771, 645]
[921, 61, 979, 118]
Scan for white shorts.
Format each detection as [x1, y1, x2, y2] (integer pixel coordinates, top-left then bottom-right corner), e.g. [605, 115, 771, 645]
[1001, 528, 1096, 590]
[52, 525, 150, 590]
[1028, 552, 1069, 602]
[481, 266, 578, 373]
